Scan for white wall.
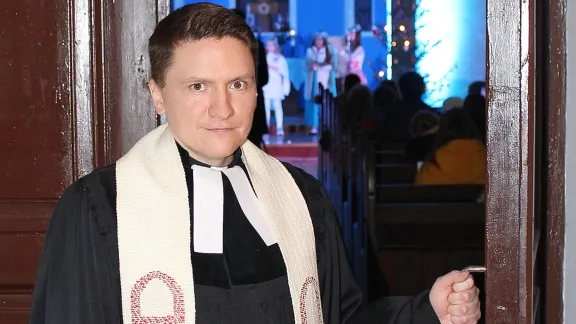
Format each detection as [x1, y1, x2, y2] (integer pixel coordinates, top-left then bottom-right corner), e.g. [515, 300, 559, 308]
[565, 0, 575, 322]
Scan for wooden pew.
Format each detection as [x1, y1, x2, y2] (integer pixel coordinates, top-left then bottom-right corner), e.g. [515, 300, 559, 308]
[365, 136, 486, 298]
[374, 141, 406, 151]
[317, 88, 486, 301]
[375, 150, 406, 164]
[377, 184, 484, 203]
[376, 163, 417, 184]
[318, 84, 344, 225]
[372, 202, 485, 296]
[374, 203, 484, 247]
[317, 85, 377, 297]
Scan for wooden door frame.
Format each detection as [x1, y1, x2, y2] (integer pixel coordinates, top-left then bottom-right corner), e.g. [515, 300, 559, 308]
[542, 0, 566, 323]
[0, 0, 167, 321]
[95, 0, 170, 168]
[486, 0, 565, 323]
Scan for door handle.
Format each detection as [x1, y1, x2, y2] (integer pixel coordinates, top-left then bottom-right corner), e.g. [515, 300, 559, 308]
[462, 265, 486, 273]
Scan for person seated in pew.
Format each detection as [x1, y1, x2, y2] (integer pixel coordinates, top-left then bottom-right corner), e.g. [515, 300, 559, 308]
[347, 84, 375, 132]
[463, 94, 487, 144]
[334, 73, 361, 110]
[416, 108, 486, 185]
[404, 109, 442, 163]
[370, 84, 400, 142]
[379, 79, 399, 95]
[384, 72, 436, 142]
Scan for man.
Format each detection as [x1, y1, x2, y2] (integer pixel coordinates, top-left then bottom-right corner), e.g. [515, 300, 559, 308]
[29, 3, 481, 323]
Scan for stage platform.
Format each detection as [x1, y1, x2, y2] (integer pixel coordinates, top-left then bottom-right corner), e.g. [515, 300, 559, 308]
[263, 133, 318, 178]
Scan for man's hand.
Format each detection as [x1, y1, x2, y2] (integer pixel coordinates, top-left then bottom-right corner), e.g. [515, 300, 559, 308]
[429, 270, 481, 324]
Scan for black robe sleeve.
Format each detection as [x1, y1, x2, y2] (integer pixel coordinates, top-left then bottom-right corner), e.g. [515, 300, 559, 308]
[284, 164, 441, 324]
[29, 170, 122, 324]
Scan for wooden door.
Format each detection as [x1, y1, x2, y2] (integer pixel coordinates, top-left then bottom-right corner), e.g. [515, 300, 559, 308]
[0, 1, 167, 322]
[486, 0, 565, 323]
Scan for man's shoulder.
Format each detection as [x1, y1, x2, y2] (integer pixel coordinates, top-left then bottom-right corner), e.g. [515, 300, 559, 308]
[280, 161, 332, 215]
[76, 163, 116, 191]
[58, 163, 116, 206]
[48, 163, 117, 237]
[281, 162, 321, 190]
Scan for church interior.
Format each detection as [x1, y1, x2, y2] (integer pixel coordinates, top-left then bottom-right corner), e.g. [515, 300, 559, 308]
[0, 0, 569, 322]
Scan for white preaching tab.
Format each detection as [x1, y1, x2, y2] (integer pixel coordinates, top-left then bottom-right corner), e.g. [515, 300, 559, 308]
[221, 166, 277, 246]
[192, 165, 224, 254]
[192, 164, 277, 254]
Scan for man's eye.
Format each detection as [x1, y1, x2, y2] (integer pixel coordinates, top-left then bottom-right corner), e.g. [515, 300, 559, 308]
[230, 80, 247, 90]
[190, 83, 205, 91]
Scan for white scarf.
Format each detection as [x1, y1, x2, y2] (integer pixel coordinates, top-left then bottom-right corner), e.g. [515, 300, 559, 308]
[115, 124, 323, 323]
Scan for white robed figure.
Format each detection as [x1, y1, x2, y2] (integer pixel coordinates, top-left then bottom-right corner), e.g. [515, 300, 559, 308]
[346, 24, 367, 85]
[305, 31, 337, 135]
[262, 37, 290, 136]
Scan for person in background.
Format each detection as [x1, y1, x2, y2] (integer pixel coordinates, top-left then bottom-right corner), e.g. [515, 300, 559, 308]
[416, 108, 486, 185]
[334, 73, 361, 110]
[468, 80, 486, 97]
[369, 83, 399, 141]
[404, 110, 441, 162]
[346, 24, 367, 85]
[463, 94, 487, 144]
[441, 96, 464, 114]
[262, 37, 290, 136]
[232, 8, 269, 146]
[384, 71, 434, 141]
[305, 31, 337, 135]
[380, 79, 399, 95]
[348, 84, 373, 126]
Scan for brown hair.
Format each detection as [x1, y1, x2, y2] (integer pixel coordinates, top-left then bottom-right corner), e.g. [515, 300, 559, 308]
[149, 2, 258, 88]
[311, 35, 332, 65]
[350, 31, 361, 51]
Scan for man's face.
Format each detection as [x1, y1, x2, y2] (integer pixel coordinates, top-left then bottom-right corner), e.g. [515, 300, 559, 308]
[149, 37, 256, 166]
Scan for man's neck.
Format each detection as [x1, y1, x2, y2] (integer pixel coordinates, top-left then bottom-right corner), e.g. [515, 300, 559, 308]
[188, 151, 234, 167]
[174, 138, 234, 167]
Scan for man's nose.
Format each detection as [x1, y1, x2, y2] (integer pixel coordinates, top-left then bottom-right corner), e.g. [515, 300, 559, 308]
[208, 89, 234, 120]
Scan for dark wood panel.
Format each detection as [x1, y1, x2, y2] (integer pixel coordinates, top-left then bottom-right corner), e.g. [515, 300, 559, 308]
[375, 164, 416, 184]
[0, 0, 74, 198]
[0, 235, 44, 288]
[375, 203, 484, 224]
[0, 201, 54, 234]
[0, 295, 32, 324]
[0, 0, 164, 322]
[376, 184, 484, 203]
[486, 0, 536, 322]
[377, 249, 484, 296]
[544, 0, 566, 323]
[103, 0, 161, 162]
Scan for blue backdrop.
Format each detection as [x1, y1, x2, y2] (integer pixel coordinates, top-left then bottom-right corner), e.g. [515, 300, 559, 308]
[415, 0, 486, 107]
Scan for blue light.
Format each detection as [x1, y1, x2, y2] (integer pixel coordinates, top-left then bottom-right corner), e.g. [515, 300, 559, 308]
[386, 0, 392, 79]
[414, 0, 486, 107]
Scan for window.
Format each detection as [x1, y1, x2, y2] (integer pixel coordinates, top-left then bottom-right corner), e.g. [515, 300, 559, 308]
[354, 0, 373, 31]
[236, 0, 291, 32]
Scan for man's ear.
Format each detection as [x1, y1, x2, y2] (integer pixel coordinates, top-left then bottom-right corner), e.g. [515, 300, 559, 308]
[149, 79, 165, 115]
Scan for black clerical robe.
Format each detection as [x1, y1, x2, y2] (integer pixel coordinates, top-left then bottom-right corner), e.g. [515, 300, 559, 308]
[29, 147, 439, 324]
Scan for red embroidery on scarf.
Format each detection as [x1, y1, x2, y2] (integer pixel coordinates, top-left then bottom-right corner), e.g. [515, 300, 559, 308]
[299, 277, 323, 324]
[131, 271, 185, 323]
